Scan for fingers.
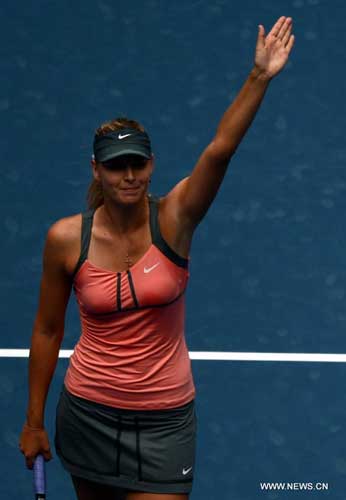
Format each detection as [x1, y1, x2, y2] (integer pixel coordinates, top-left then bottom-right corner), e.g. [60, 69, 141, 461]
[42, 449, 53, 461]
[268, 16, 293, 45]
[268, 16, 287, 38]
[281, 20, 293, 46]
[22, 450, 52, 469]
[19, 443, 35, 470]
[276, 17, 292, 41]
[26, 456, 35, 470]
[19, 447, 35, 469]
[257, 25, 266, 48]
[286, 34, 295, 53]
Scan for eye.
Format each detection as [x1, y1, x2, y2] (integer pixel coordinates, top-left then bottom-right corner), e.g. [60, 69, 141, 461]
[102, 158, 126, 170]
[102, 156, 148, 171]
[132, 158, 147, 169]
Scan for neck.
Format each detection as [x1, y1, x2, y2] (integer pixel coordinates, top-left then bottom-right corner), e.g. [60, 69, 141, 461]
[101, 193, 150, 234]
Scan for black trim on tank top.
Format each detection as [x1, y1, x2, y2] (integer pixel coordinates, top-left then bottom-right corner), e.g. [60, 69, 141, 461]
[71, 209, 95, 280]
[127, 270, 139, 308]
[148, 194, 189, 269]
[87, 288, 186, 317]
[116, 273, 122, 311]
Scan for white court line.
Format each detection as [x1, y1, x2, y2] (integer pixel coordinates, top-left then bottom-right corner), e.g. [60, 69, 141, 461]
[1, 349, 346, 362]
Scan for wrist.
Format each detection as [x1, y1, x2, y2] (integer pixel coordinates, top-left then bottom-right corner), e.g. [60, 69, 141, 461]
[26, 409, 44, 429]
[24, 422, 45, 431]
[250, 65, 272, 83]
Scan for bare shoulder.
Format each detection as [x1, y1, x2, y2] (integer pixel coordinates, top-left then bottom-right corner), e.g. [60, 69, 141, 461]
[47, 213, 81, 242]
[45, 212, 82, 276]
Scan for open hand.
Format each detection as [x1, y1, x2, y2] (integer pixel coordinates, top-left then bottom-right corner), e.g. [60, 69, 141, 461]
[254, 16, 295, 79]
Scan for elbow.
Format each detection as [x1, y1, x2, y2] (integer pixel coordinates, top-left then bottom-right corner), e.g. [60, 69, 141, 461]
[210, 137, 237, 161]
[31, 329, 64, 351]
[33, 316, 65, 340]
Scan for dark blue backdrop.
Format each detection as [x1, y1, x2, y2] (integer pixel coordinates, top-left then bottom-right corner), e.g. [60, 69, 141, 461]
[1, 0, 345, 498]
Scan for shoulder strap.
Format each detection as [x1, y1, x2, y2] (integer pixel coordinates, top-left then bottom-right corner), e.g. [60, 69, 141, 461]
[148, 194, 189, 269]
[72, 208, 95, 280]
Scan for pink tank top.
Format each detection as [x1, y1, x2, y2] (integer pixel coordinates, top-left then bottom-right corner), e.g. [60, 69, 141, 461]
[64, 194, 196, 409]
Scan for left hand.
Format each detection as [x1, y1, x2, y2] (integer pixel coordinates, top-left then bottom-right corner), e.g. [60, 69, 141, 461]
[254, 16, 295, 79]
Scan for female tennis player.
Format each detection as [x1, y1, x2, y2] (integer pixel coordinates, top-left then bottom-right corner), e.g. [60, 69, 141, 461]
[19, 16, 294, 500]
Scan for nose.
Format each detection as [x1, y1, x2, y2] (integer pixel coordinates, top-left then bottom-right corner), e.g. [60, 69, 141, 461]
[124, 166, 135, 180]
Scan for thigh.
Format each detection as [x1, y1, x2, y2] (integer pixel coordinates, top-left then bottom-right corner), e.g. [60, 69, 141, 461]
[126, 493, 188, 500]
[71, 474, 127, 500]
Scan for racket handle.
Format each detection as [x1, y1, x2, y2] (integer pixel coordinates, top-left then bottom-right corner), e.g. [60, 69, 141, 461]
[33, 454, 46, 499]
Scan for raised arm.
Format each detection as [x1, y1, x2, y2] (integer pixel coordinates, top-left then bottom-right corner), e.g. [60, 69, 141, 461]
[19, 220, 74, 468]
[169, 16, 295, 228]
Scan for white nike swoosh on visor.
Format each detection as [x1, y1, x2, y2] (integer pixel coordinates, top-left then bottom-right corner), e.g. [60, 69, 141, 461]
[118, 133, 132, 139]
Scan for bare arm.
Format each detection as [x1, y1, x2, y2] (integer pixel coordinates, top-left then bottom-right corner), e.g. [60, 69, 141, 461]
[20, 220, 74, 467]
[168, 16, 295, 228]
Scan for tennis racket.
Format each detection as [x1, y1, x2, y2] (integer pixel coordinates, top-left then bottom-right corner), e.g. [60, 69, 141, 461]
[33, 454, 46, 499]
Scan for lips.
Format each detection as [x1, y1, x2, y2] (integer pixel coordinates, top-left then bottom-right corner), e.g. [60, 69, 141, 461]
[121, 187, 140, 193]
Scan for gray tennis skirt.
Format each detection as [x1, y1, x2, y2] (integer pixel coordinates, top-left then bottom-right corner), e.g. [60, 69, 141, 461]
[54, 385, 197, 494]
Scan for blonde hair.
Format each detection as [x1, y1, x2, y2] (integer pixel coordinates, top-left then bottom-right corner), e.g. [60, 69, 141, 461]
[87, 117, 147, 210]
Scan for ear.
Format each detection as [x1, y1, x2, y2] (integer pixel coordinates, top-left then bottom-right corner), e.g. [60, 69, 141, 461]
[149, 153, 155, 174]
[91, 157, 101, 182]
